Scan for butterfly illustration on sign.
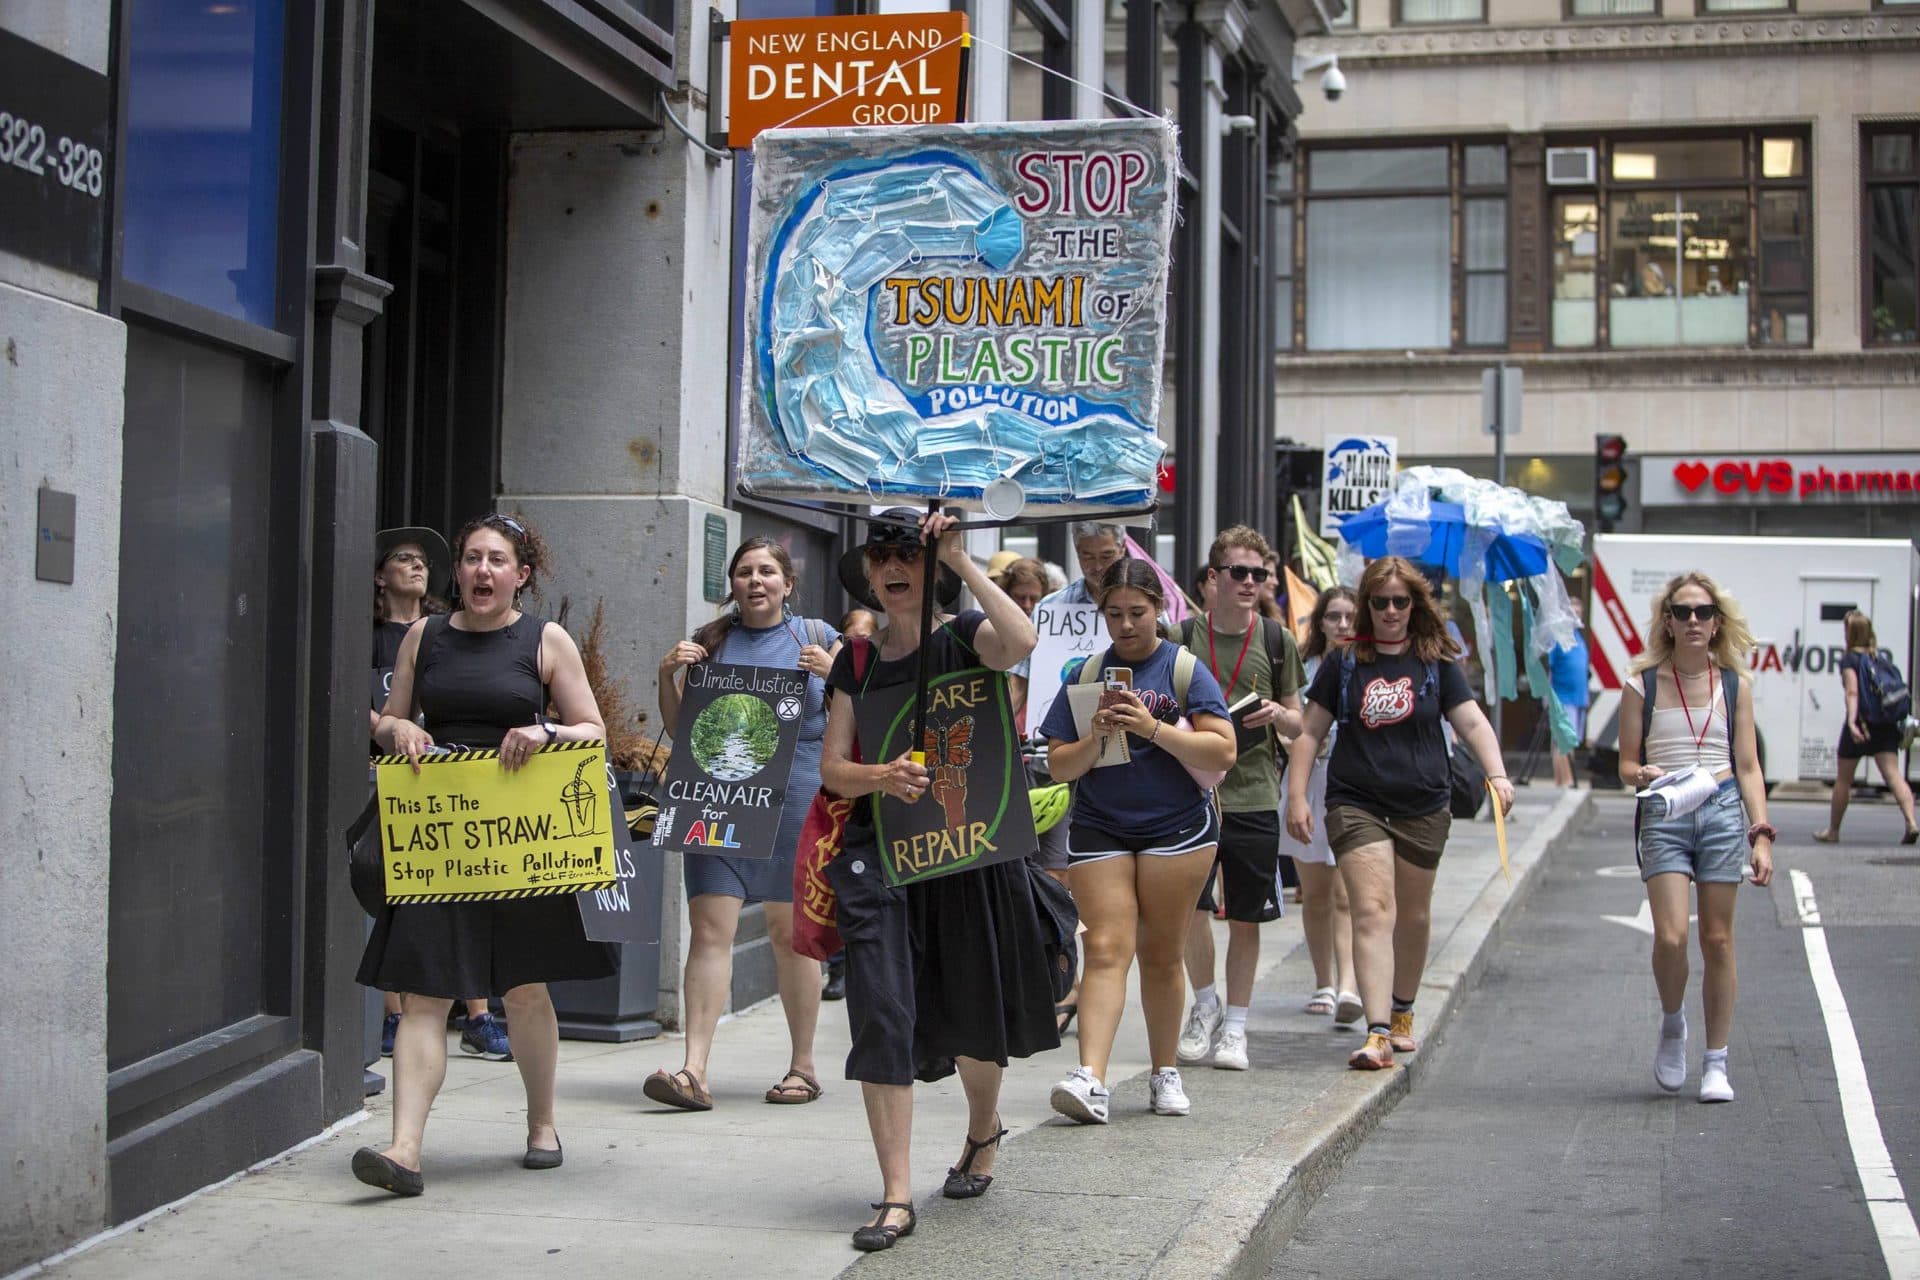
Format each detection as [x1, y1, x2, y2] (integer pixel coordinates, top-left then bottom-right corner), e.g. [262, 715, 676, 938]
[923, 715, 975, 829]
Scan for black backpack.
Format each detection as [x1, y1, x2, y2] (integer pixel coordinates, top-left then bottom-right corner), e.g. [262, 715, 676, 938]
[1857, 652, 1912, 726]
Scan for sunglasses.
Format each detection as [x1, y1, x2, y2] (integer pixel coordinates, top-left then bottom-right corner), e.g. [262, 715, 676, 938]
[481, 514, 526, 537]
[865, 541, 923, 566]
[1370, 594, 1413, 612]
[1212, 564, 1271, 584]
[1668, 602, 1719, 623]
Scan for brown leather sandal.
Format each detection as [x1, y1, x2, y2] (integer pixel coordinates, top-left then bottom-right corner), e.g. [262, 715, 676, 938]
[765, 1068, 822, 1104]
[643, 1067, 713, 1111]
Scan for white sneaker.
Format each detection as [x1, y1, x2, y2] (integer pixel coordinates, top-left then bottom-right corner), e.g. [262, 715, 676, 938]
[1654, 1016, 1687, 1093]
[1699, 1058, 1735, 1104]
[1177, 1001, 1223, 1065]
[1049, 1066, 1110, 1124]
[1149, 1068, 1191, 1116]
[1213, 1025, 1250, 1071]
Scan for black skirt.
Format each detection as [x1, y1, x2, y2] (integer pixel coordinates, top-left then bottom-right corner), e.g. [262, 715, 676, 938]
[1838, 720, 1904, 760]
[828, 826, 1062, 1086]
[357, 895, 618, 999]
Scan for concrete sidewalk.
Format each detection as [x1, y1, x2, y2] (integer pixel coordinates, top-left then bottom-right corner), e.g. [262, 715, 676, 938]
[17, 789, 1587, 1280]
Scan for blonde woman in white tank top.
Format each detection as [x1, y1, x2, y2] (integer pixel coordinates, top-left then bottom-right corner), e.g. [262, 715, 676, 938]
[1617, 573, 1773, 1105]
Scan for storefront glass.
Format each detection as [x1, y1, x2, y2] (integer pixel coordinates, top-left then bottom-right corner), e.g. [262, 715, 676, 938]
[122, 0, 286, 328]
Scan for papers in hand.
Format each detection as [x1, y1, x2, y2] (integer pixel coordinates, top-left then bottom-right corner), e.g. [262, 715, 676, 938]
[1066, 684, 1131, 768]
[1635, 765, 1717, 820]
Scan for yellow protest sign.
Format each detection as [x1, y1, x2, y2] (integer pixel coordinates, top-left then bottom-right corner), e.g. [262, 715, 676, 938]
[1488, 779, 1510, 883]
[375, 741, 617, 903]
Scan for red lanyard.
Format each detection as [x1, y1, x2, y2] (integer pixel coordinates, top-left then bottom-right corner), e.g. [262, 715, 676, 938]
[1206, 613, 1257, 698]
[1671, 664, 1716, 755]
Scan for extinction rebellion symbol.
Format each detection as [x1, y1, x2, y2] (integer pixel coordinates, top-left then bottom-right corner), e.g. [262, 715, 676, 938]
[776, 695, 803, 722]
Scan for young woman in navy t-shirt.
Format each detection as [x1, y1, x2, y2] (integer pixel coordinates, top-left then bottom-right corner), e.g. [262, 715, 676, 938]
[1040, 559, 1237, 1123]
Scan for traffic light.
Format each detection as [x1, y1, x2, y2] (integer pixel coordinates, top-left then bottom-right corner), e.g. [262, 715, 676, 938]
[1594, 434, 1629, 532]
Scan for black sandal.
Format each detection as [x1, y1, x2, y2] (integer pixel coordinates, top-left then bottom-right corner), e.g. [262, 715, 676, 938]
[942, 1119, 1008, 1199]
[1055, 1002, 1078, 1035]
[852, 1201, 916, 1251]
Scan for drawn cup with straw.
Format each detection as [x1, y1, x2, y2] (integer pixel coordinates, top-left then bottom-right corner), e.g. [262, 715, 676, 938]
[560, 757, 599, 836]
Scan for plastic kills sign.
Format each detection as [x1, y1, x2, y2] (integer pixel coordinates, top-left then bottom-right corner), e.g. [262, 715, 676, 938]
[1322, 435, 1398, 538]
[737, 119, 1179, 516]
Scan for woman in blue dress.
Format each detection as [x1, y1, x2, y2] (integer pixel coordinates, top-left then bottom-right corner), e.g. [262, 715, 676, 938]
[647, 538, 841, 1110]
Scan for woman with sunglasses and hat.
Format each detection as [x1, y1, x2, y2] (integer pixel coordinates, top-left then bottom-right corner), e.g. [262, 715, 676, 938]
[646, 537, 841, 1112]
[818, 509, 1057, 1253]
[1285, 556, 1511, 1072]
[369, 528, 509, 1060]
[354, 513, 616, 1196]
[1618, 573, 1773, 1103]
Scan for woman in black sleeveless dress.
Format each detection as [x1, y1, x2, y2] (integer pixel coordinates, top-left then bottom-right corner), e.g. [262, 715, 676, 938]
[354, 514, 616, 1196]
[819, 509, 1058, 1252]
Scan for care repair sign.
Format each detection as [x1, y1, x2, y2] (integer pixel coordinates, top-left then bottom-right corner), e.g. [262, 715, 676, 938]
[728, 12, 969, 148]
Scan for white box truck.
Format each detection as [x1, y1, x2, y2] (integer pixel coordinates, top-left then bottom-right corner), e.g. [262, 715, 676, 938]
[1588, 534, 1919, 786]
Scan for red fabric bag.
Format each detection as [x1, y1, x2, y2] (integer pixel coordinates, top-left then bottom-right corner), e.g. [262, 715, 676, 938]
[791, 638, 871, 961]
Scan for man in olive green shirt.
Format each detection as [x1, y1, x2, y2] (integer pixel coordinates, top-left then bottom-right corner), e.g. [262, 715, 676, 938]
[1173, 527, 1305, 1072]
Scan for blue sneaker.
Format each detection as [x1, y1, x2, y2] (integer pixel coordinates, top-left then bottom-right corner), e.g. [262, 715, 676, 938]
[380, 1012, 400, 1057]
[459, 1011, 512, 1061]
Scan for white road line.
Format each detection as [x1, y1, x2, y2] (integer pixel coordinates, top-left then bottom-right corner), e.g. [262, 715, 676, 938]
[1790, 868, 1920, 1280]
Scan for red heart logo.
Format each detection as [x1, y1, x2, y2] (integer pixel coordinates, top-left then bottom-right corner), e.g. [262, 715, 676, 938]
[1674, 461, 1709, 493]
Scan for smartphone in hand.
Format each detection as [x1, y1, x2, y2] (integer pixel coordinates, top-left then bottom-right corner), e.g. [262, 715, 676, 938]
[1099, 667, 1133, 713]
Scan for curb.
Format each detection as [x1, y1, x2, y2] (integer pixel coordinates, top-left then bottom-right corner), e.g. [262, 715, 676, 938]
[1144, 787, 1593, 1280]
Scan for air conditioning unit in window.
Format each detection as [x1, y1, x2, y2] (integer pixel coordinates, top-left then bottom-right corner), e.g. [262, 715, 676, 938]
[1546, 147, 1597, 186]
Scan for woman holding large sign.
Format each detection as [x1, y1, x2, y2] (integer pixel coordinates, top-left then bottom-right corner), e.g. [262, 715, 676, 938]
[647, 538, 841, 1111]
[354, 514, 616, 1195]
[1040, 558, 1237, 1123]
[819, 509, 1056, 1252]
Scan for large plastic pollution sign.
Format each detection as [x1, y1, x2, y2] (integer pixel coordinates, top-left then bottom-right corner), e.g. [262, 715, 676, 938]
[738, 119, 1179, 516]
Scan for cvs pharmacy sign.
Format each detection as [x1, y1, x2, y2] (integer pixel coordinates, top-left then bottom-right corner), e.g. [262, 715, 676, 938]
[1643, 453, 1920, 506]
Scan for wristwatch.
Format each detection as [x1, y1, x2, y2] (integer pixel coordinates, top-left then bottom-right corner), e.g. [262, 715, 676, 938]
[539, 716, 558, 744]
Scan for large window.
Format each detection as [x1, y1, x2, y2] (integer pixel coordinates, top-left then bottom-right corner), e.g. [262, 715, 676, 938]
[1395, 0, 1485, 22]
[1549, 130, 1810, 350]
[1566, 0, 1657, 16]
[1006, 0, 1072, 122]
[122, 0, 287, 328]
[1287, 141, 1507, 352]
[1866, 124, 1919, 346]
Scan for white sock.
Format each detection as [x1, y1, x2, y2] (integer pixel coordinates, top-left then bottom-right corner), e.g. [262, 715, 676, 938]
[1193, 985, 1219, 1011]
[1704, 1047, 1728, 1065]
[1661, 1010, 1686, 1037]
[1223, 1005, 1250, 1032]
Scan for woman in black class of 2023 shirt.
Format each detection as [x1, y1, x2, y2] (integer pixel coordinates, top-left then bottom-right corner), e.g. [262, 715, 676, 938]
[1285, 555, 1512, 1073]
[354, 514, 615, 1197]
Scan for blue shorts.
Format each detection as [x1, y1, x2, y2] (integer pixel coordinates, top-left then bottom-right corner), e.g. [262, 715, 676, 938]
[1636, 777, 1748, 884]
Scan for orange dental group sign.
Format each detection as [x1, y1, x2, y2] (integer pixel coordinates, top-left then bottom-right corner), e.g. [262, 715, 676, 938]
[727, 12, 970, 149]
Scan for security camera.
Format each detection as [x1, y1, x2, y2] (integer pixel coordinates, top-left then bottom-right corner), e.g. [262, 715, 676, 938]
[1221, 114, 1259, 136]
[1291, 53, 1349, 104]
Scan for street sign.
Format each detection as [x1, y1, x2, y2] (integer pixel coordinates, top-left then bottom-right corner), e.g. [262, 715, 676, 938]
[1481, 365, 1524, 436]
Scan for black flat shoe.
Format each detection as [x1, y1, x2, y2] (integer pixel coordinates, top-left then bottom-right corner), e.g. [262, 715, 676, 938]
[852, 1201, 916, 1251]
[942, 1118, 1008, 1199]
[351, 1147, 424, 1197]
[524, 1137, 563, 1170]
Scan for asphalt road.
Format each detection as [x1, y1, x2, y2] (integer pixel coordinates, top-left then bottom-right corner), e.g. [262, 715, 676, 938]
[1269, 791, 1920, 1280]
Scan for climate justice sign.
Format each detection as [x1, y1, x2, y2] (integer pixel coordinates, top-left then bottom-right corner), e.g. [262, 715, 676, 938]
[651, 662, 808, 860]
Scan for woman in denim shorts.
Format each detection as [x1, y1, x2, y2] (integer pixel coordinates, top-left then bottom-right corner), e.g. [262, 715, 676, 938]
[1617, 573, 1775, 1105]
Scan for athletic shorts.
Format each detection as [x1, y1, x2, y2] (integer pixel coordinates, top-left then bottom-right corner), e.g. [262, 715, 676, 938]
[1325, 805, 1452, 872]
[1067, 804, 1220, 867]
[1194, 810, 1283, 923]
[1636, 777, 1747, 884]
